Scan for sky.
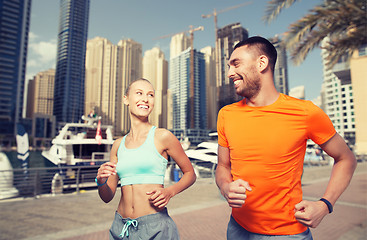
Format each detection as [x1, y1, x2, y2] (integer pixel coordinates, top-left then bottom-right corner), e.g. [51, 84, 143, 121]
[27, 0, 324, 101]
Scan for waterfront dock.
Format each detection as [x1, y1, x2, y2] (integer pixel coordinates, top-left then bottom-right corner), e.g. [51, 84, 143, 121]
[0, 162, 366, 240]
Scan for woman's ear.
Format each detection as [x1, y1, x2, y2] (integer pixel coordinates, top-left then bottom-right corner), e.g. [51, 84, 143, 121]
[123, 95, 129, 106]
[258, 55, 269, 73]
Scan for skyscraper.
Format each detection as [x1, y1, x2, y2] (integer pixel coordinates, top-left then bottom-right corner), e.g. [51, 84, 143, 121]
[271, 36, 289, 95]
[321, 39, 355, 147]
[53, 0, 90, 125]
[26, 69, 55, 118]
[169, 48, 208, 145]
[143, 47, 168, 128]
[116, 38, 142, 135]
[0, 0, 31, 136]
[217, 23, 248, 109]
[85, 37, 117, 127]
[170, 32, 190, 59]
[349, 45, 367, 155]
[200, 46, 217, 131]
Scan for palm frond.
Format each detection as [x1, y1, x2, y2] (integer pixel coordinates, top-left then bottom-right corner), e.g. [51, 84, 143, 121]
[282, 0, 367, 67]
[263, 0, 300, 24]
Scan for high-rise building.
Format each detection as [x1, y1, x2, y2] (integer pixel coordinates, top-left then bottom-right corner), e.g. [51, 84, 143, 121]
[167, 33, 191, 130]
[321, 40, 355, 147]
[169, 48, 208, 145]
[170, 32, 190, 59]
[350, 45, 367, 156]
[217, 23, 248, 109]
[116, 38, 142, 135]
[271, 36, 289, 95]
[53, 0, 90, 125]
[26, 69, 55, 118]
[200, 46, 217, 131]
[85, 37, 117, 128]
[289, 86, 305, 100]
[143, 47, 168, 128]
[0, 0, 31, 136]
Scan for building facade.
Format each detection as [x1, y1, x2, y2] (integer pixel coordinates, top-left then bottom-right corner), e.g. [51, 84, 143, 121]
[26, 69, 55, 118]
[116, 38, 142, 136]
[142, 47, 168, 128]
[217, 23, 248, 110]
[289, 85, 305, 100]
[85, 37, 117, 128]
[170, 32, 190, 59]
[200, 46, 217, 131]
[271, 36, 289, 95]
[321, 44, 355, 147]
[169, 48, 208, 145]
[350, 45, 367, 156]
[0, 0, 31, 137]
[53, 0, 90, 125]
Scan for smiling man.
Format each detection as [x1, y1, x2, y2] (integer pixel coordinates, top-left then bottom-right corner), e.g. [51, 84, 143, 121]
[215, 36, 357, 240]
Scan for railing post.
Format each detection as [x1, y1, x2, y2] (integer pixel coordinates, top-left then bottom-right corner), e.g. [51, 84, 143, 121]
[33, 169, 40, 198]
[76, 167, 81, 194]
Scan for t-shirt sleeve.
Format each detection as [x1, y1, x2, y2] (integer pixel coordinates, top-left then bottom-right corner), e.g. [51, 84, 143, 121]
[306, 101, 336, 145]
[217, 108, 229, 148]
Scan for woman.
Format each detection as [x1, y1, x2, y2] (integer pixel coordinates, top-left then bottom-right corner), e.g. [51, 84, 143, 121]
[95, 78, 196, 240]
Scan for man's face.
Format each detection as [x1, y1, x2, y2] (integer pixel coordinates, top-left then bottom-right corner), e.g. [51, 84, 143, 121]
[227, 46, 261, 99]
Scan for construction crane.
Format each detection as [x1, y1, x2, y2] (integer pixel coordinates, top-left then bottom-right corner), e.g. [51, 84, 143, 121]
[154, 25, 204, 129]
[202, 1, 252, 41]
[202, 1, 252, 96]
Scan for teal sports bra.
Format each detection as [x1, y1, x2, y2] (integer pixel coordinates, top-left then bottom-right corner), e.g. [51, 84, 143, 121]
[116, 126, 168, 186]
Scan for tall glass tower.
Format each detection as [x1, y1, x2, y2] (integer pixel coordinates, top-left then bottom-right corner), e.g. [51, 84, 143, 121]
[169, 48, 208, 145]
[0, 0, 31, 136]
[54, 0, 89, 124]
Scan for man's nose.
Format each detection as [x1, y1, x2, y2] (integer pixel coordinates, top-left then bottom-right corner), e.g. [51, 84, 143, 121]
[227, 66, 235, 79]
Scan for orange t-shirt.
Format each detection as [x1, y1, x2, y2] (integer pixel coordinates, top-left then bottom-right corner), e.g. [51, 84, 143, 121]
[217, 94, 336, 235]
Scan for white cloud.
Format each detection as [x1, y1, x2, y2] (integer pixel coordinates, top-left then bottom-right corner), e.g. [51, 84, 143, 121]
[29, 39, 57, 64]
[28, 32, 38, 41]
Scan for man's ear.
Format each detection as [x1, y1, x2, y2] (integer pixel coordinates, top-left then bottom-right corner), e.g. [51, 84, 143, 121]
[123, 95, 129, 106]
[258, 55, 269, 73]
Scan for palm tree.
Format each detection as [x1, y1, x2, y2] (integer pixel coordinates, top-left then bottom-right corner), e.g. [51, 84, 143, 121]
[263, 0, 367, 68]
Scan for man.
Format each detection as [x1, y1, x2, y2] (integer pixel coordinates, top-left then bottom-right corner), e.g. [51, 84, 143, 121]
[215, 36, 357, 239]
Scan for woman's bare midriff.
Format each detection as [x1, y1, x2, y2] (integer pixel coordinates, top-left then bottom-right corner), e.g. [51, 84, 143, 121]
[117, 184, 163, 219]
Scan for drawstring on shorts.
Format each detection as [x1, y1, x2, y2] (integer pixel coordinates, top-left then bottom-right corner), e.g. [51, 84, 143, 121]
[119, 219, 138, 238]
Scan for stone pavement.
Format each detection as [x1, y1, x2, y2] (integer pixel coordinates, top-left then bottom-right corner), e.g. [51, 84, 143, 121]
[0, 162, 366, 240]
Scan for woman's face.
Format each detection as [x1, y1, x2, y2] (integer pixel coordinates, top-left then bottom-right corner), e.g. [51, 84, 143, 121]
[124, 80, 155, 118]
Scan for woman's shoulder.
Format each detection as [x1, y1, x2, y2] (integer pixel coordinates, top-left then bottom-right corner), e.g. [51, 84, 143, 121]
[154, 128, 176, 142]
[112, 137, 123, 148]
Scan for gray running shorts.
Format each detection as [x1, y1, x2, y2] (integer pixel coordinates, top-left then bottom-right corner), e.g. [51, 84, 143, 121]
[109, 208, 180, 240]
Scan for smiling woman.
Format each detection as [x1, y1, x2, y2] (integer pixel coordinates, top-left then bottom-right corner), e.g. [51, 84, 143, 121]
[95, 78, 196, 239]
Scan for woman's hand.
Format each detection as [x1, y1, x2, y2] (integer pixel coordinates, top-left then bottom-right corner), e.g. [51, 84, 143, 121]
[96, 162, 117, 183]
[146, 188, 174, 209]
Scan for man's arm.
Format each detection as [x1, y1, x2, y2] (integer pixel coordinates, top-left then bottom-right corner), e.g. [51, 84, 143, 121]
[295, 133, 357, 227]
[216, 145, 252, 208]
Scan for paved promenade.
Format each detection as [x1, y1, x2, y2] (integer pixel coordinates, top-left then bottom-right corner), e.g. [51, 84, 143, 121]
[0, 162, 366, 240]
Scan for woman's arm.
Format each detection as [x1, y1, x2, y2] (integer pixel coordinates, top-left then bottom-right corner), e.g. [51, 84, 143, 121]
[147, 129, 196, 208]
[96, 138, 121, 203]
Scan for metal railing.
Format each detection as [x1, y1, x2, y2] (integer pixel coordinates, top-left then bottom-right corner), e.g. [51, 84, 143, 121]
[0, 161, 216, 199]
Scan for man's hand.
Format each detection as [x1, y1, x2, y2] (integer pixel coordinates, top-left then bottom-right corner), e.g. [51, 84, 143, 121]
[222, 179, 252, 208]
[294, 200, 330, 228]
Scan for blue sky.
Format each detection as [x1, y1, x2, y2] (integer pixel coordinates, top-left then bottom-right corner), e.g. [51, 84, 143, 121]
[27, 0, 323, 100]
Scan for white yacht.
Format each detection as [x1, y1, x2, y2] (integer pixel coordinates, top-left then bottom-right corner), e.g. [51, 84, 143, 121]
[0, 151, 19, 199]
[42, 115, 114, 167]
[184, 132, 218, 178]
